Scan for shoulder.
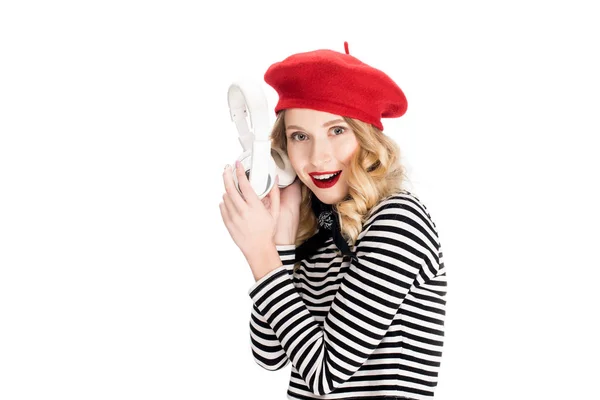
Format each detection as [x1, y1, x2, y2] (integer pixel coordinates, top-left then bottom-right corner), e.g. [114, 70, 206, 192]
[366, 190, 436, 226]
[360, 189, 441, 248]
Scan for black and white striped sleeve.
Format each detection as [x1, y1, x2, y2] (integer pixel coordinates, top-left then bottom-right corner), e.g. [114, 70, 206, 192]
[249, 244, 295, 371]
[247, 198, 438, 396]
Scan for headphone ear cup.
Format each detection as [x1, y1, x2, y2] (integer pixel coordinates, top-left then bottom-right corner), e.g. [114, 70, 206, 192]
[271, 147, 297, 187]
[233, 150, 275, 200]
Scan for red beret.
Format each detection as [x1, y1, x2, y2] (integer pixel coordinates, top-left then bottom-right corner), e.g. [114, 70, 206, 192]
[263, 42, 407, 131]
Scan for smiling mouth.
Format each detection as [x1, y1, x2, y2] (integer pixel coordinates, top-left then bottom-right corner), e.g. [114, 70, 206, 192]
[312, 170, 341, 179]
[310, 170, 342, 188]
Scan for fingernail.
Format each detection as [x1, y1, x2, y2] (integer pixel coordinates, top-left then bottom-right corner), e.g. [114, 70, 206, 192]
[236, 160, 241, 169]
[224, 164, 229, 171]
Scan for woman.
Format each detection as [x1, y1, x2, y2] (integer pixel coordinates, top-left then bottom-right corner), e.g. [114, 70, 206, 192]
[220, 43, 447, 400]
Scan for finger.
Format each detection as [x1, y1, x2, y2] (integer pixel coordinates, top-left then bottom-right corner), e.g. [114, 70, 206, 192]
[222, 163, 247, 214]
[269, 175, 280, 220]
[219, 200, 228, 221]
[219, 200, 239, 238]
[234, 160, 261, 207]
[261, 195, 271, 210]
[219, 200, 232, 231]
[222, 192, 239, 220]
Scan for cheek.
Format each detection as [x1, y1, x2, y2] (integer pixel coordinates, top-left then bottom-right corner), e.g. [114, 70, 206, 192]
[336, 139, 359, 164]
[285, 149, 303, 174]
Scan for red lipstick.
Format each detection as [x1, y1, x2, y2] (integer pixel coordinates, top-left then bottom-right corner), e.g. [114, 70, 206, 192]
[310, 170, 342, 189]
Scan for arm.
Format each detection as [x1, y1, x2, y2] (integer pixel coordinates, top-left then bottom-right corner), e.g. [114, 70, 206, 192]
[249, 244, 295, 371]
[247, 199, 439, 395]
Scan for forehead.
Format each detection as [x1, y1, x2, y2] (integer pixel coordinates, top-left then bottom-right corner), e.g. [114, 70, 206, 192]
[284, 108, 344, 126]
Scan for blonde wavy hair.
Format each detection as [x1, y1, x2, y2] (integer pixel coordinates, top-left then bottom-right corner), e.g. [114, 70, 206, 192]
[270, 109, 410, 273]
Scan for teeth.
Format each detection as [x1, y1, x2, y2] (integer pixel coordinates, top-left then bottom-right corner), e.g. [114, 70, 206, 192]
[314, 171, 340, 180]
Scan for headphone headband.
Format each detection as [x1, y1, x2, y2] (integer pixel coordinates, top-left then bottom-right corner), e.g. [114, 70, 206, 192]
[226, 79, 297, 200]
[227, 80, 270, 152]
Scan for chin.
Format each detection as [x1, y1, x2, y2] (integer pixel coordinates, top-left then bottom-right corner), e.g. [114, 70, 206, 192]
[313, 188, 348, 205]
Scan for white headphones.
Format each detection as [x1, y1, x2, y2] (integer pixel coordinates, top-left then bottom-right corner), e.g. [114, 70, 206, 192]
[227, 80, 297, 200]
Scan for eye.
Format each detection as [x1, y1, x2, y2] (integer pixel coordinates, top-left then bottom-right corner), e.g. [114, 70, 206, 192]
[289, 132, 307, 141]
[288, 126, 346, 142]
[331, 126, 346, 135]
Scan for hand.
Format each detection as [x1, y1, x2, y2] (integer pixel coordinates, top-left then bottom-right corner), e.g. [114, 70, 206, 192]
[263, 176, 302, 245]
[219, 161, 279, 259]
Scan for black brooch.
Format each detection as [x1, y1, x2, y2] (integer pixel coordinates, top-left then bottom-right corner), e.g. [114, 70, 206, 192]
[294, 194, 358, 264]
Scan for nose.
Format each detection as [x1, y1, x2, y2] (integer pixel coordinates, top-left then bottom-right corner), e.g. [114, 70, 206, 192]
[309, 138, 333, 168]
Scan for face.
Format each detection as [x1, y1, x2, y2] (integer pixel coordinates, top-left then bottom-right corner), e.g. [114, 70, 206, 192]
[284, 108, 359, 204]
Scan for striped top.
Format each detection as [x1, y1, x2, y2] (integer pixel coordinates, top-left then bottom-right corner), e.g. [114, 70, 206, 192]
[248, 190, 447, 400]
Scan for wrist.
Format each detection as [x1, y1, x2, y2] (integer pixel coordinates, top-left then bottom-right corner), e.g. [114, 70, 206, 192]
[274, 240, 295, 246]
[245, 244, 283, 282]
[274, 234, 295, 246]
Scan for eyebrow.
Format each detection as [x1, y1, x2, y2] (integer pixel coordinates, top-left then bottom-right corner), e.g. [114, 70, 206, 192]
[286, 118, 346, 132]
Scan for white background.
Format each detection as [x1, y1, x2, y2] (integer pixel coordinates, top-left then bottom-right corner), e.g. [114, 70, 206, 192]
[1, 1, 599, 399]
